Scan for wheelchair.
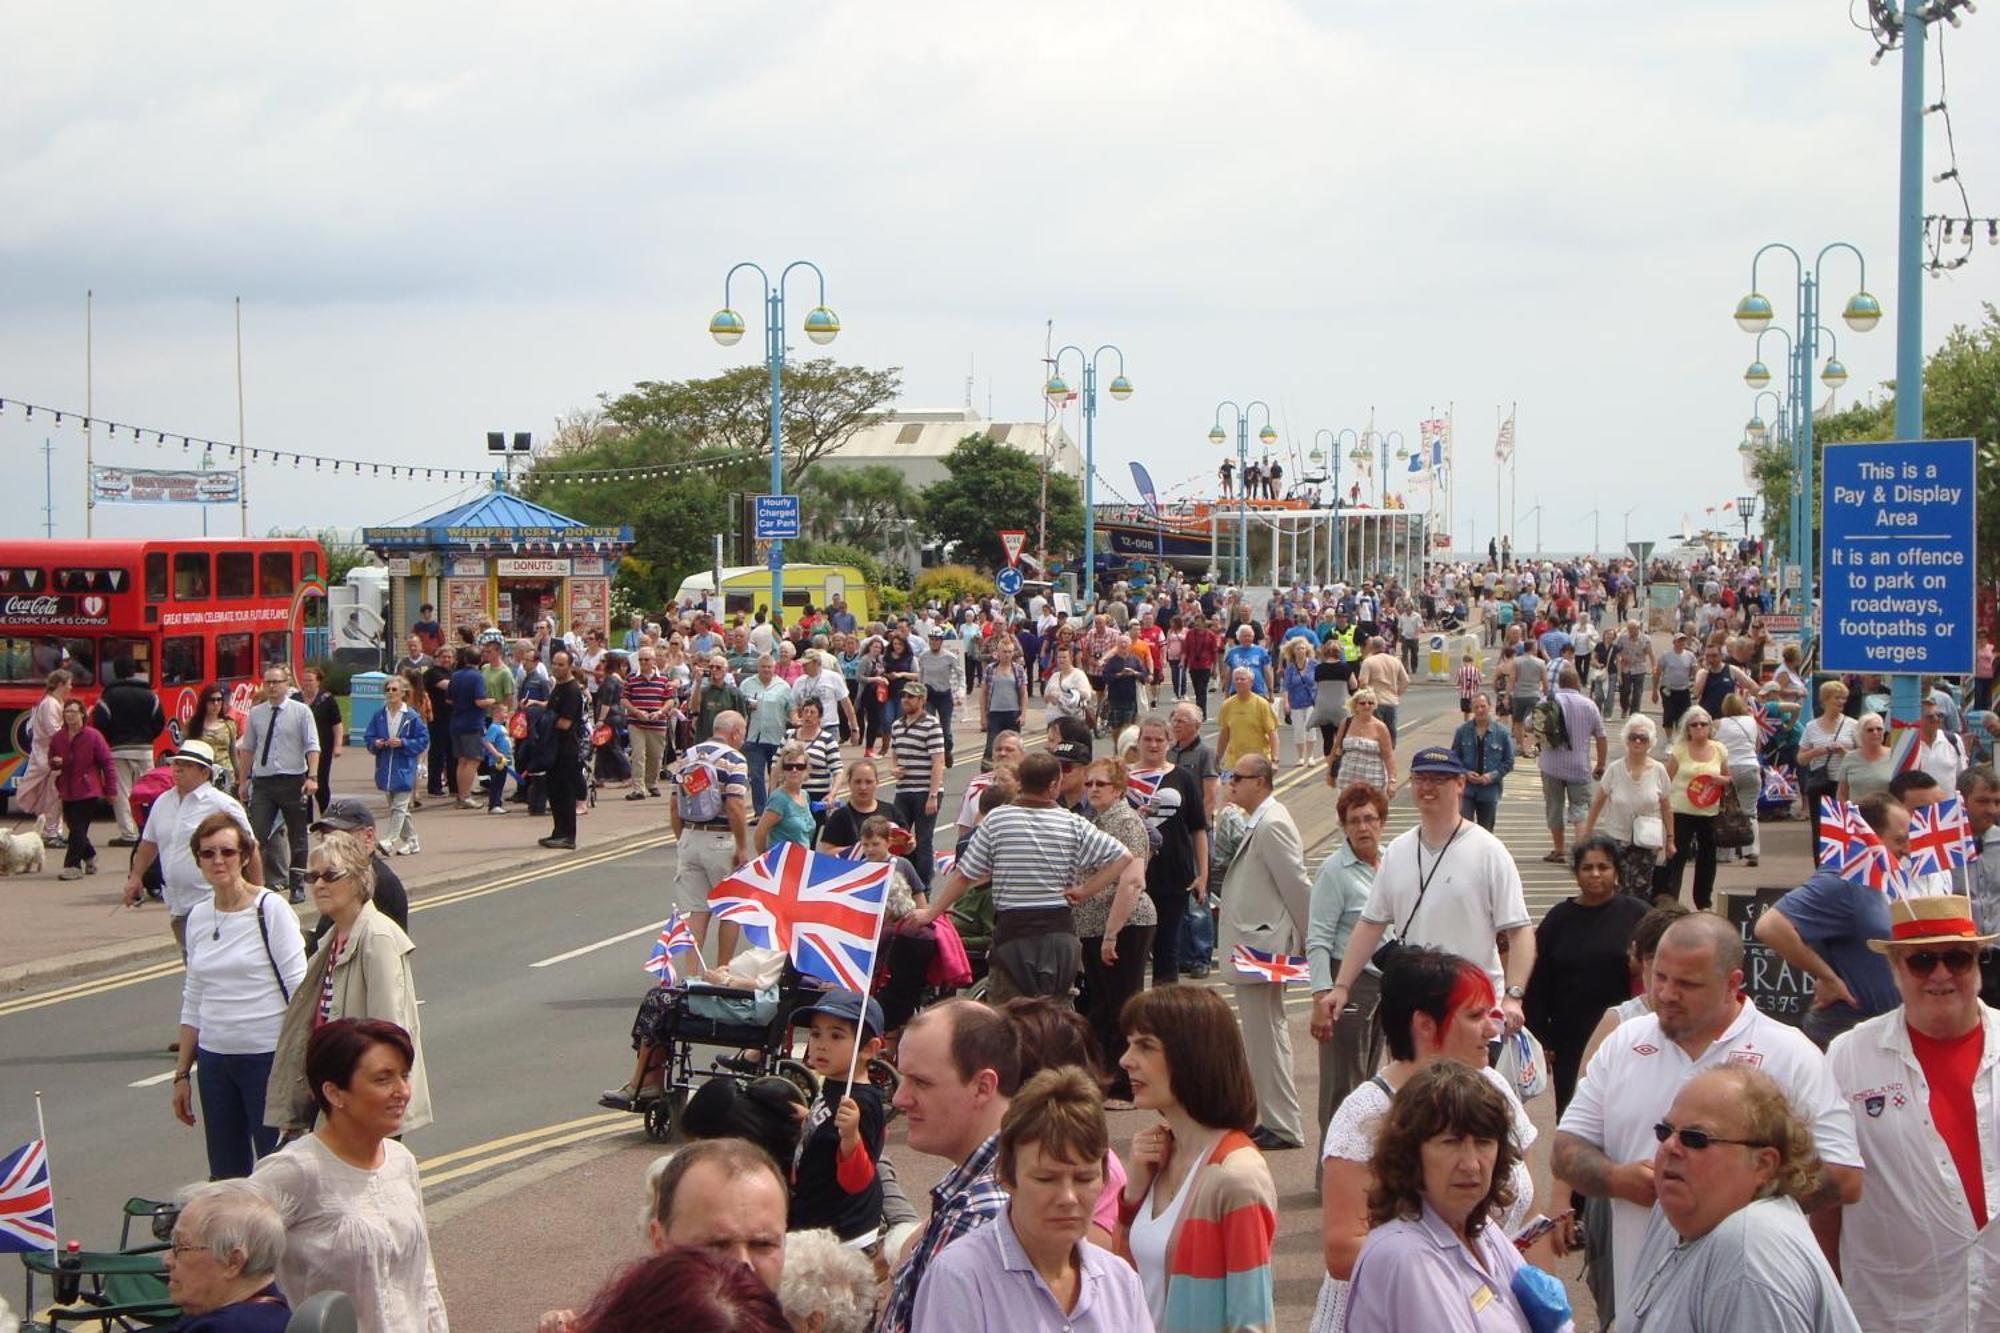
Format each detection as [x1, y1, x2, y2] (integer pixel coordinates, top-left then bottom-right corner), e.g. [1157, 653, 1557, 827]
[622, 965, 900, 1143]
[15, 1197, 178, 1330]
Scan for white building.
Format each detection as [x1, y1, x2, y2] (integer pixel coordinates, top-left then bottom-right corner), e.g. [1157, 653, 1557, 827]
[816, 407, 1081, 490]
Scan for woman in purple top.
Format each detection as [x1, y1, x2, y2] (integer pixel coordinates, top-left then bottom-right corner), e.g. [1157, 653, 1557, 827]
[47, 696, 116, 879]
[912, 1067, 1153, 1332]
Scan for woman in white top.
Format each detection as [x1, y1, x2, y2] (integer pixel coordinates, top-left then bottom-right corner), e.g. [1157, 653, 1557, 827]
[1312, 947, 1537, 1333]
[1797, 679, 1857, 849]
[1713, 693, 1764, 864]
[1581, 713, 1676, 897]
[252, 1017, 448, 1333]
[172, 811, 306, 1181]
[1042, 644, 1096, 728]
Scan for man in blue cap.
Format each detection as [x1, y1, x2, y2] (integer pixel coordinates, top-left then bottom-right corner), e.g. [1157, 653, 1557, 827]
[1323, 744, 1536, 1034]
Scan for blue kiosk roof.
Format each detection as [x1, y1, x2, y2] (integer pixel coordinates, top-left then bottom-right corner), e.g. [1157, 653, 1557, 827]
[362, 487, 632, 553]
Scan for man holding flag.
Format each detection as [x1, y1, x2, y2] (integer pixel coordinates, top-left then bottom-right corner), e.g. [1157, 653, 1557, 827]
[1755, 792, 1914, 1051]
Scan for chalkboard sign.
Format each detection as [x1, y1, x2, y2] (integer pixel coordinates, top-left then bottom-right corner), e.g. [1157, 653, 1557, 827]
[1724, 889, 1809, 1027]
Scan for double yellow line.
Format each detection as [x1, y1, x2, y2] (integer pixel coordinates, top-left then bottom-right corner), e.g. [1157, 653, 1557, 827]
[417, 1110, 637, 1192]
[0, 832, 681, 1020]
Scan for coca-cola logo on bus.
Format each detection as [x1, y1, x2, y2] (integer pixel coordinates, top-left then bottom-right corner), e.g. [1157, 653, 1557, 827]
[1, 594, 110, 625]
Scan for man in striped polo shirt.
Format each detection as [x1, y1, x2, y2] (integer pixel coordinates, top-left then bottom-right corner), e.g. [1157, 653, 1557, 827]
[623, 647, 676, 800]
[667, 710, 751, 964]
[912, 748, 1141, 1002]
[888, 682, 947, 888]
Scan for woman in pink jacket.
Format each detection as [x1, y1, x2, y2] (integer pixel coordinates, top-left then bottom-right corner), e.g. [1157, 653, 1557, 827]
[47, 697, 117, 879]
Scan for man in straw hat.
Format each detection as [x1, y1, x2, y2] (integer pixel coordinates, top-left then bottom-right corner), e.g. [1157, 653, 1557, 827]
[1827, 892, 2000, 1331]
[122, 739, 264, 956]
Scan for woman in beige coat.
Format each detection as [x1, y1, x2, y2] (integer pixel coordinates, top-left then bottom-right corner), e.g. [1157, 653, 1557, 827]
[265, 831, 432, 1135]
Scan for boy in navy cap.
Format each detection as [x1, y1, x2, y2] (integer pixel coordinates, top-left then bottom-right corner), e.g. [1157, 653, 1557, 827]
[788, 990, 888, 1240]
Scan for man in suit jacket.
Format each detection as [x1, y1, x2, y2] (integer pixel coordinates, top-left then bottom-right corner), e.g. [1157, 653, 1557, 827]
[1218, 752, 1313, 1149]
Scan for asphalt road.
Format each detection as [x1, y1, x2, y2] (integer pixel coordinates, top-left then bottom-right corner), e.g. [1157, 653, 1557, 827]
[0, 684, 1599, 1327]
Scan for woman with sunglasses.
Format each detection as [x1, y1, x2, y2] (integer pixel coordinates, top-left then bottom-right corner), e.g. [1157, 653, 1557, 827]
[173, 812, 308, 1179]
[264, 831, 432, 1139]
[1836, 712, 1898, 806]
[194, 685, 240, 791]
[1658, 706, 1726, 910]
[753, 740, 816, 854]
[1075, 756, 1156, 1107]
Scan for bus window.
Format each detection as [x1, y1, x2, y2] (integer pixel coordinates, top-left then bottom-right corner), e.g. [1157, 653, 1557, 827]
[259, 631, 289, 672]
[162, 636, 205, 686]
[301, 549, 320, 582]
[216, 633, 256, 681]
[0, 637, 93, 687]
[145, 553, 168, 601]
[259, 551, 294, 598]
[217, 552, 256, 600]
[174, 553, 210, 600]
[99, 636, 152, 683]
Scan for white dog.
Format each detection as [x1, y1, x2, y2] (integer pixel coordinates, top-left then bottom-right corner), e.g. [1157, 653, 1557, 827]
[0, 828, 46, 876]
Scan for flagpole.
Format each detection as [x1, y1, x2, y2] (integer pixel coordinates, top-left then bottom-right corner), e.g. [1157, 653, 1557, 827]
[837, 892, 892, 1098]
[35, 1089, 55, 1260]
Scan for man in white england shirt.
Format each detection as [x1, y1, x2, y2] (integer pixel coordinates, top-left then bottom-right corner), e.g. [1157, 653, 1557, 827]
[1828, 893, 2000, 1333]
[1553, 913, 1864, 1322]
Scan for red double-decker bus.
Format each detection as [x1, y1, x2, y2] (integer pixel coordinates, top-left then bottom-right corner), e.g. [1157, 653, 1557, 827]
[0, 538, 327, 799]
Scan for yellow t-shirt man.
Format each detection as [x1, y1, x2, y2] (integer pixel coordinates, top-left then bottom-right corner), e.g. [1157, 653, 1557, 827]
[1217, 689, 1279, 768]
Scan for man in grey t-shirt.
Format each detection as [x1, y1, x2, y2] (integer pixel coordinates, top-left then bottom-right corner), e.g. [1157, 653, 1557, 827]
[1656, 632, 1699, 733]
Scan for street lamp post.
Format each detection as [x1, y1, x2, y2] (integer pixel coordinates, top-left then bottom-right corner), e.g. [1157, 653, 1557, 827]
[1045, 344, 1131, 607]
[710, 261, 840, 624]
[1734, 242, 1878, 644]
[1209, 400, 1274, 585]
[1370, 429, 1406, 507]
[1313, 429, 1344, 582]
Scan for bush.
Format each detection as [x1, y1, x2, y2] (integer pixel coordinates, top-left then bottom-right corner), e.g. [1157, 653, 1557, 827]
[877, 584, 909, 616]
[912, 565, 995, 608]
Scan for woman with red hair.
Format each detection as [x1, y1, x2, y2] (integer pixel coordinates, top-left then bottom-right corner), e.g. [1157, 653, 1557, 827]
[571, 1245, 789, 1333]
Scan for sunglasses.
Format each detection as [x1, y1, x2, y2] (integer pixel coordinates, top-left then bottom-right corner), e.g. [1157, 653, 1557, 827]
[195, 846, 241, 861]
[1082, 779, 1118, 789]
[1654, 1120, 1767, 1151]
[302, 868, 350, 886]
[1899, 948, 1979, 976]
[780, 763, 809, 771]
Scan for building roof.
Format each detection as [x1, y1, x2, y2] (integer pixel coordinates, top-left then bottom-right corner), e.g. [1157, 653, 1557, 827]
[822, 410, 1080, 476]
[361, 484, 632, 553]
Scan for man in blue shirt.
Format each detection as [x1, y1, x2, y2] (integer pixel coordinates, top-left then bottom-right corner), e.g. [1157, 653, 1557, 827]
[1222, 624, 1272, 696]
[1753, 791, 1907, 1050]
[444, 645, 492, 809]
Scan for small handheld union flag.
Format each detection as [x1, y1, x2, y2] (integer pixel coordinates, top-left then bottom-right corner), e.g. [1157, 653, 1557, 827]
[644, 909, 698, 981]
[1231, 944, 1310, 985]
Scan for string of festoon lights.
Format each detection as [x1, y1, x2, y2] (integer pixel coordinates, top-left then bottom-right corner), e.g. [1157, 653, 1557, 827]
[0, 395, 767, 485]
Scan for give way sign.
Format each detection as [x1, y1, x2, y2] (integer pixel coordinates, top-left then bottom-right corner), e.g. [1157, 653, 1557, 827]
[998, 530, 1027, 567]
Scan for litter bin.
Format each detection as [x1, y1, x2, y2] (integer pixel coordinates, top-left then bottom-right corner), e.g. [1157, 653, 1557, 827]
[1426, 634, 1450, 682]
[347, 671, 388, 738]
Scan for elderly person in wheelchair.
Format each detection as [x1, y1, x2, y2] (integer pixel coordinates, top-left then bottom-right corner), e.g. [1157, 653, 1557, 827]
[164, 1179, 289, 1330]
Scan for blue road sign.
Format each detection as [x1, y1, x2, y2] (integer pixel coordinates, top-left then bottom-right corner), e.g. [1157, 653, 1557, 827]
[753, 494, 801, 541]
[995, 566, 1023, 597]
[1819, 438, 1977, 675]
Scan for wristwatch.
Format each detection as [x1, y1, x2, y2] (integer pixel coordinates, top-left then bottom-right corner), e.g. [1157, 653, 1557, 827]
[1504, 985, 1526, 1000]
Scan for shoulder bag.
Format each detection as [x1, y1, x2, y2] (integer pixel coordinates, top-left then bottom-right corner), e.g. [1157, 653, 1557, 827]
[1712, 780, 1755, 849]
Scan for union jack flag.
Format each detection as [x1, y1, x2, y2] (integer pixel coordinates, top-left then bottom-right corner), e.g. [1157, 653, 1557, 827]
[1748, 695, 1778, 745]
[0, 1139, 55, 1254]
[708, 844, 889, 993]
[934, 850, 957, 879]
[1818, 797, 1867, 869]
[1908, 798, 1976, 878]
[1230, 944, 1310, 985]
[644, 909, 698, 980]
[1761, 765, 1797, 805]
[1840, 833, 1909, 898]
[1125, 766, 1166, 814]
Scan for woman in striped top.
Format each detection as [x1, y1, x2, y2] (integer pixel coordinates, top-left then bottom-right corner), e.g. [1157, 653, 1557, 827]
[786, 697, 843, 836]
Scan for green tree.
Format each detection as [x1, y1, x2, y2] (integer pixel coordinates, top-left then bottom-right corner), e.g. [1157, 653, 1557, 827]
[603, 358, 900, 484]
[786, 538, 899, 593]
[796, 464, 922, 548]
[1753, 303, 2000, 580]
[921, 434, 1083, 570]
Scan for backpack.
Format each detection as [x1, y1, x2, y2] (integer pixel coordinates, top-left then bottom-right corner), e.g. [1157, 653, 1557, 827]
[1530, 696, 1571, 751]
[675, 745, 728, 823]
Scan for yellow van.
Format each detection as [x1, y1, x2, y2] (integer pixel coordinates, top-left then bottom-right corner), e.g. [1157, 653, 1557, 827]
[673, 564, 874, 625]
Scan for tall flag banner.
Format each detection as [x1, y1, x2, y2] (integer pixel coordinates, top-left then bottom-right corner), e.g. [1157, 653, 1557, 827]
[1129, 461, 1162, 517]
[1495, 409, 1516, 464]
[0, 1139, 55, 1254]
[708, 844, 890, 992]
[1907, 797, 1975, 877]
[644, 909, 698, 980]
[1231, 944, 1310, 984]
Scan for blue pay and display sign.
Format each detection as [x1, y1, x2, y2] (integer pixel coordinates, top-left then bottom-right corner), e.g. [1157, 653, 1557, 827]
[995, 566, 1023, 597]
[753, 494, 801, 540]
[1818, 438, 1977, 674]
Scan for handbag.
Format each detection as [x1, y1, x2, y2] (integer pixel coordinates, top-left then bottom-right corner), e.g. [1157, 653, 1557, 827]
[1495, 1029, 1551, 1101]
[1327, 718, 1351, 783]
[1631, 813, 1665, 850]
[1713, 780, 1755, 849]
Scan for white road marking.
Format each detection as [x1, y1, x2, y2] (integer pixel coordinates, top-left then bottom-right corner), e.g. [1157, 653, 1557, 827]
[530, 921, 666, 969]
[129, 1068, 181, 1088]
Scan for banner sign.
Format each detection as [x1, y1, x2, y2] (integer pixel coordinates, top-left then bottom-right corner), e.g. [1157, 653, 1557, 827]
[1128, 463, 1161, 516]
[0, 594, 110, 626]
[497, 558, 569, 578]
[89, 466, 239, 505]
[1819, 439, 1977, 674]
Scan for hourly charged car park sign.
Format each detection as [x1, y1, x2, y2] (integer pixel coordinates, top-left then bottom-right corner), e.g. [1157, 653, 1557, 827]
[1818, 439, 1977, 675]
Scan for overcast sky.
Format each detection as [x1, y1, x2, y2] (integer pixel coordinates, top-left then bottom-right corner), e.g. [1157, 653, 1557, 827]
[2, 1, 1993, 559]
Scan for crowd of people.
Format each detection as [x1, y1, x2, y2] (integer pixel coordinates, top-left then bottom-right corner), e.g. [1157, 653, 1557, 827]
[14, 544, 2000, 1332]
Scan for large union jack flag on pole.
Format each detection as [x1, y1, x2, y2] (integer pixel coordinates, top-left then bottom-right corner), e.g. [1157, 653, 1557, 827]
[1908, 797, 1975, 878]
[1231, 944, 1310, 985]
[709, 844, 890, 992]
[0, 1139, 56, 1254]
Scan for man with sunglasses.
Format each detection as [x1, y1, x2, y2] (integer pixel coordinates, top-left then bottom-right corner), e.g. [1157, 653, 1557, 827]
[1754, 792, 1911, 1051]
[1553, 912, 1861, 1323]
[1827, 893, 2000, 1332]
